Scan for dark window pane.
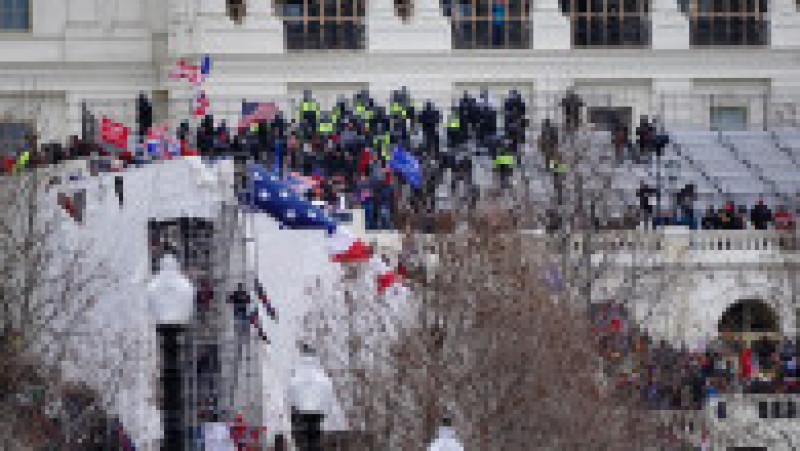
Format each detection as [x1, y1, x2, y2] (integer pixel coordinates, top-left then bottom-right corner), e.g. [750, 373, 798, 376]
[608, 0, 621, 13]
[717, 401, 727, 419]
[731, 16, 744, 43]
[324, 0, 337, 17]
[307, 20, 321, 49]
[623, 0, 639, 12]
[476, 0, 490, 17]
[591, 0, 604, 13]
[758, 401, 769, 419]
[284, 1, 304, 17]
[458, 1, 473, 18]
[789, 401, 797, 419]
[730, 0, 742, 12]
[590, 18, 605, 45]
[476, 19, 490, 47]
[308, 0, 320, 16]
[578, 0, 588, 13]
[608, 17, 621, 45]
[575, 17, 589, 45]
[772, 401, 783, 419]
[712, 17, 727, 44]
[323, 21, 337, 47]
[713, 0, 725, 11]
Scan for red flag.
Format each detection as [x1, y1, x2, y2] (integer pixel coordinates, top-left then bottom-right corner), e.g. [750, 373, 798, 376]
[376, 269, 400, 294]
[740, 347, 753, 378]
[100, 116, 129, 150]
[193, 90, 210, 117]
[169, 59, 200, 83]
[57, 193, 78, 222]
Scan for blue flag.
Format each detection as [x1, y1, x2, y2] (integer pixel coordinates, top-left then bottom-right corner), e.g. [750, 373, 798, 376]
[389, 147, 422, 189]
[239, 164, 337, 233]
[200, 54, 212, 77]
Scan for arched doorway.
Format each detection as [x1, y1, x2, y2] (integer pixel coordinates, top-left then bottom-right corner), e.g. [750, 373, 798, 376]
[718, 298, 780, 337]
[717, 299, 782, 378]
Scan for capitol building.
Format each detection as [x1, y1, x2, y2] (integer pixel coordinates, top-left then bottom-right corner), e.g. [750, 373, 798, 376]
[1, 1, 798, 449]
[0, 0, 799, 144]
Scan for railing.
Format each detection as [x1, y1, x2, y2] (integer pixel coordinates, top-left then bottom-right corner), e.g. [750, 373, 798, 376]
[572, 229, 799, 254]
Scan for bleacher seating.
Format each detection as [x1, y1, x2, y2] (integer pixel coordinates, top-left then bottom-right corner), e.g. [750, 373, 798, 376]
[586, 128, 799, 214]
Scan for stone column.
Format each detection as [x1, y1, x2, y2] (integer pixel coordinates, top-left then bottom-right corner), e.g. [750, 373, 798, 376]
[367, 0, 451, 52]
[653, 79, 694, 130]
[650, 0, 690, 49]
[532, 0, 571, 50]
[196, 0, 284, 55]
[770, 0, 800, 49]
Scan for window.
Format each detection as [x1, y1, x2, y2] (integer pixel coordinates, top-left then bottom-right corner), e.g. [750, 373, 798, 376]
[758, 400, 769, 418]
[716, 400, 727, 418]
[276, 0, 366, 51]
[445, 0, 532, 49]
[226, 0, 246, 24]
[710, 106, 747, 131]
[395, 0, 413, 21]
[687, 0, 768, 46]
[561, 0, 650, 46]
[0, 0, 30, 32]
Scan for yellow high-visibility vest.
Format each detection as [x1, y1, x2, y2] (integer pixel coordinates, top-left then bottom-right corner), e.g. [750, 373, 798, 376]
[355, 104, 366, 118]
[300, 101, 319, 114]
[494, 155, 514, 167]
[14, 150, 30, 173]
[447, 117, 460, 129]
[319, 121, 334, 133]
[390, 102, 405, 117]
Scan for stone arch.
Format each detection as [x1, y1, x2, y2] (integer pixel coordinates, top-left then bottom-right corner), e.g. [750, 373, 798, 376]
[717, 298, 781, 335]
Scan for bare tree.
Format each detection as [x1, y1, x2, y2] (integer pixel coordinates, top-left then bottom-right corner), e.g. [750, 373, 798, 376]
[0, 166, 126, 448]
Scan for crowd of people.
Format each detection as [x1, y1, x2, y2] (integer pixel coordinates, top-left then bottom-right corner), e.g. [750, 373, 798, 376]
[3, 87, 798, 234]
[635, 182, 798, 231]
[592, 302, 799, 413]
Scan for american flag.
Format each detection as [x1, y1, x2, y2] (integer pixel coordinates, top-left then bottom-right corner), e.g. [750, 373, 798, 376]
[240, 163, 403, 294]
[169, 59, 202, 87]
[238, 101, 277, 131]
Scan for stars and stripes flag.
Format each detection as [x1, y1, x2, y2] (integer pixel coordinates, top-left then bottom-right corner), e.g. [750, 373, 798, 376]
[238, 101, 277, 131]
[169, 59, 203, 87]
[239, 163, 404, 295]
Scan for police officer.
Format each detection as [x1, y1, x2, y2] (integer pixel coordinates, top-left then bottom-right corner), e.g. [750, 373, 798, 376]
[418, 101, 441, 153]
[504, 90, 527, 154]
[136, 92, 153, 144]
[298, 89, 320, 140]
[493, 138, 515, 192]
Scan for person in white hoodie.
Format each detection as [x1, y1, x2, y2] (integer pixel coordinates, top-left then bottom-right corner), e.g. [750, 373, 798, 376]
[427, 418, 464, 451]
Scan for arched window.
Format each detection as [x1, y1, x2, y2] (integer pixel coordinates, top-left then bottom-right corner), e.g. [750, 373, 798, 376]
[442, 0, 532, 49]
[560, 0, 650, 47]
[276, 0, 366, 51]
[685, 0, 768, 46]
